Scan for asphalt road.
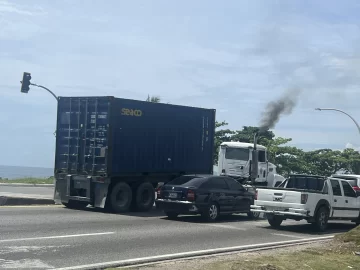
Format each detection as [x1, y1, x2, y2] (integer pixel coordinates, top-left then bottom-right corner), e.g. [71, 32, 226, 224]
[0, 206, 356, 269]
[0, 186, 54, 199]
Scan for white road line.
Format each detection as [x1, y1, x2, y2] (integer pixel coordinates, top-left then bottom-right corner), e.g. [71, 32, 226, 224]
[271, 233, 305, 239]
[54, 235, 334, 270]
[0, 232, 115, 243]
[202, 224, 247, 231]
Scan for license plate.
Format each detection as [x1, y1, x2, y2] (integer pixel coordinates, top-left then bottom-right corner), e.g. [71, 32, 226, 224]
[168, 192, 178, 198]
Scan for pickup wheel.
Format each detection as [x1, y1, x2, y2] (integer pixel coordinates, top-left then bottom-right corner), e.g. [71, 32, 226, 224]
[313, 206, 329, 232]
[109, 182, 132, 213]
[267, 215, 283, 228]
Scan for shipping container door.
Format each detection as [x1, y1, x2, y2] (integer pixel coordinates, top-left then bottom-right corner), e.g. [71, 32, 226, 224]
[55, 97, 111, 176]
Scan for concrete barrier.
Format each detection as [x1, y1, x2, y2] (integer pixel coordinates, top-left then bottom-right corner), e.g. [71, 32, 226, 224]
[0, 196, 55, 206]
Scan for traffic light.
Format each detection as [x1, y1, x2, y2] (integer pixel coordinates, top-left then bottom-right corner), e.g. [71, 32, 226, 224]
[20, 72, 31, 93]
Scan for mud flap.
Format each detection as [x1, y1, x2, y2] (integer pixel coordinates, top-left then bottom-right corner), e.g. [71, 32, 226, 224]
[94, 182, 109, 208]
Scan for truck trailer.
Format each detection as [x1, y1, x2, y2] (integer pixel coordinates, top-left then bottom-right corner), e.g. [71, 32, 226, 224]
[53, 96, 215, 213]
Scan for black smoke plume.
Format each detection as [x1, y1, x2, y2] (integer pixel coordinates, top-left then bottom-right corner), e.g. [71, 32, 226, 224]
[259, 88, 301, 132]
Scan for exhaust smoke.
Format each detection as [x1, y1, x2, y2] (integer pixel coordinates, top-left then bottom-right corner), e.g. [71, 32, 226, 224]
[259, 88, 301, 132]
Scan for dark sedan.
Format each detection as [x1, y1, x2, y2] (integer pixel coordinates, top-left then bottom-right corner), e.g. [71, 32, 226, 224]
[155, 175, 259, 221]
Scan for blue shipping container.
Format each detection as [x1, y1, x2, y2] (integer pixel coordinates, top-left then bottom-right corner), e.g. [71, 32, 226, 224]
[55, 96, 216, 177]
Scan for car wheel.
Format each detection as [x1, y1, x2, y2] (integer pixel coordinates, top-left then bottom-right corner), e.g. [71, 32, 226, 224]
[109, 182, 133, 213]
[165, 211, 179, 219]
[313, 206, 329, 232]
[202, 202, 219, 222]
[267, 215, 283, 228]
[247, 211, 260, 219]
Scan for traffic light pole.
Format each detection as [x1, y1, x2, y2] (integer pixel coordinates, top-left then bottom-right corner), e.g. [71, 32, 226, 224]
[30, 83, 58, 101]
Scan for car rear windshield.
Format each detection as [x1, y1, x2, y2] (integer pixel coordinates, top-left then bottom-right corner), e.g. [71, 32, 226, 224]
[166, 176, 206, 187]
[283, 176, 326, 191]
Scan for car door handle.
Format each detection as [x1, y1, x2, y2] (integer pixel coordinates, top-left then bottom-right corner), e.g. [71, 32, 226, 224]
[345, 200, 348, 203]
[334, 199, 337, 202]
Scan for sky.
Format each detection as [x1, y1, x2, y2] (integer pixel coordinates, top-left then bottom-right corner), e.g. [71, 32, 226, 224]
[1, 0, 360, 168]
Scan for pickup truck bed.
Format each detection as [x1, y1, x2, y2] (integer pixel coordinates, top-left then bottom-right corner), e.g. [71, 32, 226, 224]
[251, 174, 360, 232]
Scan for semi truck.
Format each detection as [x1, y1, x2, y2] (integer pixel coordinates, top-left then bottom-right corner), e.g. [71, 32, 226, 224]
[217, 133, 286, 188]
[53, 96, 215, 213]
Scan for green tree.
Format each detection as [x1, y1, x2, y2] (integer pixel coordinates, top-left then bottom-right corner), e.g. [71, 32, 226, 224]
[146, 95, 161, 103]
[230, 126, 275, 145]
[341, 148, 360, 174]
[213, 121, 235, 165]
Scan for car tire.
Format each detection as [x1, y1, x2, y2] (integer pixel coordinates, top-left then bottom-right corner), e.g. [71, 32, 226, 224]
[63, 200, 88, 209]
[312, 206, 329, 232]
[134, 182, 155, 212]
[109, 182, 132, 213]
[165, 211, 179, 219]
[267, 215, 283, 228]
[247, 211, 260, 219]
[201, 202, 219, 222]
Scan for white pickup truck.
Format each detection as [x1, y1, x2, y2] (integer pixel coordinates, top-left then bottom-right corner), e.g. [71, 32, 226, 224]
[250, 174, 360, 232]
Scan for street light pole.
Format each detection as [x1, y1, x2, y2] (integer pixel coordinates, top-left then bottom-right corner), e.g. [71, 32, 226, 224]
[315, 108, 360, 134]
[30, 83, 58, 101]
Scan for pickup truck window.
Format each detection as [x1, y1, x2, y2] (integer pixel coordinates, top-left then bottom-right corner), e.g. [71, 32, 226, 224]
[286, 176, 325, 191]
[330, 180, 342, 196]
[341, 181, 357, 197]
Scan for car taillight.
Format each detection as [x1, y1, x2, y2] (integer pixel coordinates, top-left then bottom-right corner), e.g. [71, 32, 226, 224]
[187, 190, 195, 201]
[301, 194, 308, 204]
[156, 187, 161, 198]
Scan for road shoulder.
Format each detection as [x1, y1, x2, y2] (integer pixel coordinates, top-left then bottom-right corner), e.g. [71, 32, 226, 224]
[127, 226, 360, 270]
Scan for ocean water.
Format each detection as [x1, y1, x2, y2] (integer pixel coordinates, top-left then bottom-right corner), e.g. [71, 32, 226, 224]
[0, 165, 54, 179]
[0, 165, 219, 179]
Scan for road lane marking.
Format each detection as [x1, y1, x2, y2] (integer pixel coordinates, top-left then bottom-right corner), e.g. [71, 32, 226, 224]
[54, 235, 334, 270]
[0, 205, 62, 208]
[0, 232, 115, 243]
[202, 224, 247, 231]
[271, 233, 305, 239]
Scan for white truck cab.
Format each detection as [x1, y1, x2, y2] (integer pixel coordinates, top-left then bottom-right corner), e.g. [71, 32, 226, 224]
[218, 141, 285, 187]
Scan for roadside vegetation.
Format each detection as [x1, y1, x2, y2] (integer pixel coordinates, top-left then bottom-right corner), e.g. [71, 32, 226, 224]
[111, 225, 360, 270]
[215, 123, 360, 176]
[0, 176, 54, 184]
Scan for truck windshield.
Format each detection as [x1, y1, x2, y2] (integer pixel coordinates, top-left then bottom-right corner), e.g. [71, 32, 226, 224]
[225, 148, 249, 161]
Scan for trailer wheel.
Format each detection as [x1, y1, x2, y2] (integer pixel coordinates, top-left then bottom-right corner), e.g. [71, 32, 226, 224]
[134, 182, 155, 212]
[109, 182, 132, 213]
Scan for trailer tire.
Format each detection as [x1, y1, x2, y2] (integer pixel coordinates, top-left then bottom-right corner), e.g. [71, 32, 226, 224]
[134, 182, 155, 212]
[109, 182, 132, 213]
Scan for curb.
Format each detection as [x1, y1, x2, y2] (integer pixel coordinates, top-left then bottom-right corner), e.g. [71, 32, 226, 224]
[0, 196, 55, 206]
[0, 183, 54, 187]
[54, 235, 334, 270]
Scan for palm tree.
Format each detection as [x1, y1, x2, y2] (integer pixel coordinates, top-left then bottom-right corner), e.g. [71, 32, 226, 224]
[146, 95, 161, 103]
